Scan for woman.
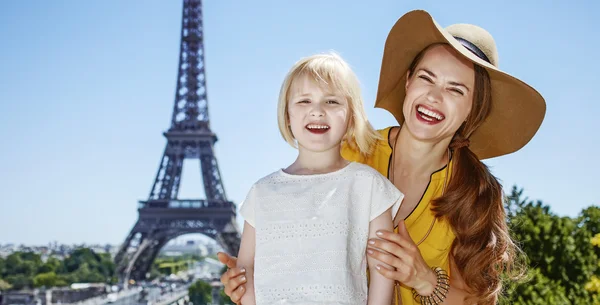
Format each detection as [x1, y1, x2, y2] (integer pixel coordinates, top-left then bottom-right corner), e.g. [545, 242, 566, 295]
[218, 10, 545, 305]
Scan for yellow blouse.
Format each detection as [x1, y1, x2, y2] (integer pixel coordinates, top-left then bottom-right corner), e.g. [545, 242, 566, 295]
[341, 127, 456, 305]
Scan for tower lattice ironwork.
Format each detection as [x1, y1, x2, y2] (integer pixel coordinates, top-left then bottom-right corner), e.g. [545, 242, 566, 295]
[114, 0, 240, 283]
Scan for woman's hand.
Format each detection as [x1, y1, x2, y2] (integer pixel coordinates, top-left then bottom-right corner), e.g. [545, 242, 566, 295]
[366, 221, 438, 295]
[217, 252, 248, 304]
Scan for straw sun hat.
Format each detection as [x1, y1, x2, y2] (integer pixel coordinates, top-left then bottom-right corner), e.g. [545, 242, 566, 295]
[375, 10, 546, 159]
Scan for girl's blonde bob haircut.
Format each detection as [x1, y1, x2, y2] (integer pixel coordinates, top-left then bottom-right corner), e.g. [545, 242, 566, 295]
[277, 52, 381, 156]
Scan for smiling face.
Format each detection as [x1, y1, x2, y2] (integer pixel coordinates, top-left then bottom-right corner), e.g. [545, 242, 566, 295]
[287, 73, 350, 154]
[402, 44, 475, 144]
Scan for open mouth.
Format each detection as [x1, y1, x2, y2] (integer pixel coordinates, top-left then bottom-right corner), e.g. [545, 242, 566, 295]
[305, 123, 330, 134]
[416, 105, 445, 124]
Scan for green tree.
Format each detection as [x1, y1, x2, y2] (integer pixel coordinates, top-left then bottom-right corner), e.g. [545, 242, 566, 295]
[2, 252, 43, 290]
[579, 207, 600, 234]
[189, 280, 212, 305]
[0, 257, 5, 276]
[33, 272, 60, 288]
[38, 257, 61, 274]
[504, 186, 599, 304]
[585, 231, 600, 304]
[61, 248, 115, 283]
[70, 263, 105, 283]
[3, 252, 43, 277]
[0, 279, 12, 291]
[502, 268, 570, 305]
[18, 252, 42, 265]
[579, 207, 600, 262]
[0, 248, 117, 290]
[99, 253, 115, 278]
[5, 274, 32, 290]
[63, 248, 102, 273]
[4, 254, 22, 276]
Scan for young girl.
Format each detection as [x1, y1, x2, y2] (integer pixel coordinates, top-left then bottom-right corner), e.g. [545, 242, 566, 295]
[237, 52, 403, 305]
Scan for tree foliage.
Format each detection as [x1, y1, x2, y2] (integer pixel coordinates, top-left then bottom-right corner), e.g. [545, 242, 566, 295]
[0, 248, 115, 291]
[0, 279, 12, 291]
[503, 186, 600, 304]
[188, 279, 212, 305]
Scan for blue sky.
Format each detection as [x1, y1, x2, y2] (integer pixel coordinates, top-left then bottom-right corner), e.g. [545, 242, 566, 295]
[0, 1, 598, 245]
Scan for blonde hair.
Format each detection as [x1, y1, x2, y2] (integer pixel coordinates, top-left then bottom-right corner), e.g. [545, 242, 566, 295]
[277, 52, 381, 155]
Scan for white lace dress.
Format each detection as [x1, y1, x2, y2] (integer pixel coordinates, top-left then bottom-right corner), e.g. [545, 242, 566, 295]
[240, 162, 403, 305]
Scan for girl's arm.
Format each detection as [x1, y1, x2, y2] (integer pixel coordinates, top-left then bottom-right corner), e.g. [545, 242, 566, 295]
[367, 208, 396, 305]
[237, 221, 256, 305]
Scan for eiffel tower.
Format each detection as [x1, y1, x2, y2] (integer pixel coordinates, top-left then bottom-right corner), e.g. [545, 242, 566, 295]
[114, 0, 240, 283]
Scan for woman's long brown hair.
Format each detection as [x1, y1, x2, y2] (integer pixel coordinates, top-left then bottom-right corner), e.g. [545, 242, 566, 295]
[408, 44, 525, 305]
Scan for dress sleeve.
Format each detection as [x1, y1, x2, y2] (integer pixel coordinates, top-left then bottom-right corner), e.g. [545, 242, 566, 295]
[369, 173, 404, 221]
[239, 184, 257, 227]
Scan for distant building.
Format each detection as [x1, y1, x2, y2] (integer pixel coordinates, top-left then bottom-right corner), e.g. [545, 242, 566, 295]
[0, 285, 106, 305]
[161, 244, 207, 257]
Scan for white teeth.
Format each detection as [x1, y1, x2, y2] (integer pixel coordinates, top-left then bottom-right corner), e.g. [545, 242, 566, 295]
[306, 124, 329, 129]
[417, 106, 444, 120]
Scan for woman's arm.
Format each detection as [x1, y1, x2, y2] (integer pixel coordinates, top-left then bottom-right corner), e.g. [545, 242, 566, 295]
[236, 221, 256, 305]
[439, 255, 471, 304]
[367, 221, 472, 304]
[217, 252, 247, 305]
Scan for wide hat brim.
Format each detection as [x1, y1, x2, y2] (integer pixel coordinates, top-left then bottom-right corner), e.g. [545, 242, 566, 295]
[375, 10, 546, 160]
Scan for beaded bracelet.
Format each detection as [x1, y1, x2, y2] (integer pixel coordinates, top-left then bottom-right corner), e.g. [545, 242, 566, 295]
[411, 266, 450, 305]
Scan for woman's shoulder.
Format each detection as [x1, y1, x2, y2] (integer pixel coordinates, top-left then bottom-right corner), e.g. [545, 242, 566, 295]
[373, 126, 398, 149]
[341, 126, 397, 177]
[380, 126, 396, 134]
[375, 126, 396, 139]
[343, 126, 396, 152]
[342, 126, 396, 159]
